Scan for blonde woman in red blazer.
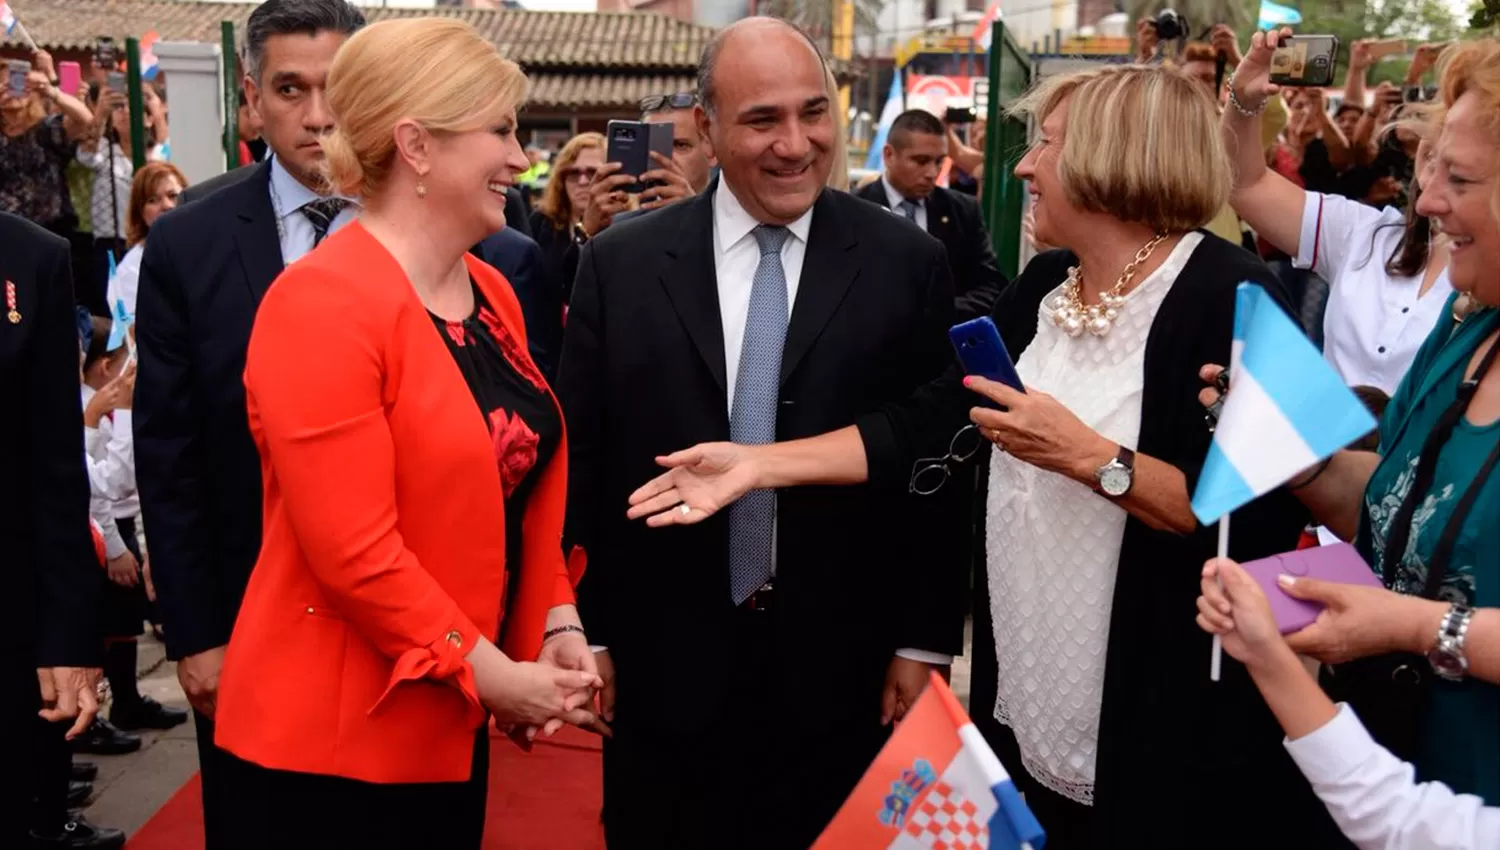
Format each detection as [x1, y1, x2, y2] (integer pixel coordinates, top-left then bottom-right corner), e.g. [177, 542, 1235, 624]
[212, 18, 601, 848]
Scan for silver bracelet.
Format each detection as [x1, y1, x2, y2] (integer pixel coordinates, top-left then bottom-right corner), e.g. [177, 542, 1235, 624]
[1224, 72, 1268, 118]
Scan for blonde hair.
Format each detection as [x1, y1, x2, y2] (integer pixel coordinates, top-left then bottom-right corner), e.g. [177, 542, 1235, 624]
[321, 17, 527, 200]
[1434, 38, 1500, 220]
[824, 62, 849, 192]
[537, 132, 604, 230]
[1009, 64, 1230, 232]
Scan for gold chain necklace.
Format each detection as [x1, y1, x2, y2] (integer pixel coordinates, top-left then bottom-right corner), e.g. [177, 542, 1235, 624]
[1048, 232, 1170, 338]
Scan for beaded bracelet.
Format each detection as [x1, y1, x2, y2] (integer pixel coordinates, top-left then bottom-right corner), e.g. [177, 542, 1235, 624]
[542, 623, 586, 643]
[1224, 72, 1268, 118]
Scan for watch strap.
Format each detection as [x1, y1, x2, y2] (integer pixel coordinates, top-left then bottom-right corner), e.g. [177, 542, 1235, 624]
[1117, 446, 1136, 471]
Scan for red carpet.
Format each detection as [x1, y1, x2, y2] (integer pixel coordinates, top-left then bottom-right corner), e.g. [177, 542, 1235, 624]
[128, 727, 605, 849]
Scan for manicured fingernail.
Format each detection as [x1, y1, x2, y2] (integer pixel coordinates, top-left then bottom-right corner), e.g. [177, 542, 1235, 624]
[963, 376, 973, 387]
[1278, 574, 1296, 587]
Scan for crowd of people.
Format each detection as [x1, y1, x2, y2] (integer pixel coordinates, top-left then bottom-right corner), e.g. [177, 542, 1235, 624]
[2, 1, 1497, 849]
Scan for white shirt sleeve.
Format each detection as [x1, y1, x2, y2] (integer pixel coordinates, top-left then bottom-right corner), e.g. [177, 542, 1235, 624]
[1293, 192, 1396, 281]
[83, 413, 135, 502]
[1283, 703, 1500, 850]
[85, 447, 128, 561]
[76, 143, 106, 171]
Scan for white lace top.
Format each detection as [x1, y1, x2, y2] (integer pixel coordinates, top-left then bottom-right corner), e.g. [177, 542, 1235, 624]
[985, 232, 1202, 805]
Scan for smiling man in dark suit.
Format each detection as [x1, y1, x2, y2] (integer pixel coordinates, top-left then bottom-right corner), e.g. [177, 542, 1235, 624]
[132, 1, 365, 844]
[557, 18, 965, 850]
[856, 108, 1008, 321]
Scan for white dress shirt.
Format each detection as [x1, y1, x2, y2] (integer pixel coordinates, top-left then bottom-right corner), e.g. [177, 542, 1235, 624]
[81, 385, 139, 560]
[1285, 703, 1500, 850]
[267, 155, 359, 265]
[1295, 192, 1452, 395]
[881, 174, 928, 231]
[1295, 192, 1452, 548]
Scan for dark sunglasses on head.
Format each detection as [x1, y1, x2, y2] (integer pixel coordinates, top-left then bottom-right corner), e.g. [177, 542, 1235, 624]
[639, 92, 698, 113]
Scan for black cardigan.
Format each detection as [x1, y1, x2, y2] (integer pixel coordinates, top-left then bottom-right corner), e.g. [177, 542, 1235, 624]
[857, 233, 1351, 848]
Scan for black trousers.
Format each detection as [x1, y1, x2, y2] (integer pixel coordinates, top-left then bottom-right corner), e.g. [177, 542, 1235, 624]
[194, 711, 236, 850]
[0, 650, 73, 841]
[215, 729, 489, 850]
[602, 611, 889, 850]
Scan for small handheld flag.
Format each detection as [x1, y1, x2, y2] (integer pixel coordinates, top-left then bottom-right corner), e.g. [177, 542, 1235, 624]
[104, 254, 133, 352]
[0, 1, 36, 49]
[812, 673, 1046, 850]
[1192, 283, 1375, 680]
[1257, 0, 1303, 29]
[864, 72, 904, 171]
[1191, 283, 1376, 526]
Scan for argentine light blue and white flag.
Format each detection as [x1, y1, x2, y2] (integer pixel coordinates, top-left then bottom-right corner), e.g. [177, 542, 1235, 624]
[1191, 283, 1376, 525]
[1257, 0, 1303, 30]
[864, 72, 905, 171]
[105, 254, 133, 352]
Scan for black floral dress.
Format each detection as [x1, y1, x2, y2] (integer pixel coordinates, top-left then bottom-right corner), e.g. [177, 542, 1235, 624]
[429, 283, 562, 623]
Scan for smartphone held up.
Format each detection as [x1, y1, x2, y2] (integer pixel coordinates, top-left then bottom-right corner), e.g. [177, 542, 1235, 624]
[1269, 34, 1340, 87]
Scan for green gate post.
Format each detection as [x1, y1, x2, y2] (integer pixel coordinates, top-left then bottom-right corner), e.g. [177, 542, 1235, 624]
[125, 38, 147, 170]
[981, 21, 1031, 280]
[223, 21, 239, 172]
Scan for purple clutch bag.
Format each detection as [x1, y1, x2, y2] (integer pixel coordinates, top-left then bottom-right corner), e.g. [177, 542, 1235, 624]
[1239, 543, 1385, 635]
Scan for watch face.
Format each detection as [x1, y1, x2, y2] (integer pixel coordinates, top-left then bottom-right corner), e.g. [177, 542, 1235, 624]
[1100, 465, 1132, 497]
[1428, 648, 1467, 680]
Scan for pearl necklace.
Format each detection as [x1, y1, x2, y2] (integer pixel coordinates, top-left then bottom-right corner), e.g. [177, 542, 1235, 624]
[1047, 232, 1169, 338]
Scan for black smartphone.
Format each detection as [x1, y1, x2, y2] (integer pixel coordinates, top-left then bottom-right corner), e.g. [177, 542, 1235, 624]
[605, 120, 673, 194]
[944, 106, 976, 125]
[1269, 35, 1340, 88]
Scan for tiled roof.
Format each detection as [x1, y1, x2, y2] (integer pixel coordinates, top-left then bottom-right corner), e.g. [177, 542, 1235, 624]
[527, 72, 697, 110]
[5, 0, 711, 70]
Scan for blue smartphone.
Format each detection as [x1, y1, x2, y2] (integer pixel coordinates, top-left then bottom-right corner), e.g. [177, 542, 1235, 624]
[949, 317, 1024, 407]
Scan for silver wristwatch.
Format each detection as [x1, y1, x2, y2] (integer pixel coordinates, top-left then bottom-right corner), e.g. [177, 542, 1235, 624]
[1427, 603, 1474, 682]
[1095, 447, 1136, 498]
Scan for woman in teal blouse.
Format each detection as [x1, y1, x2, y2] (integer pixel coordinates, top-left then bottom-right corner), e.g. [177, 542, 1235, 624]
[1209, 35, 1500, 805]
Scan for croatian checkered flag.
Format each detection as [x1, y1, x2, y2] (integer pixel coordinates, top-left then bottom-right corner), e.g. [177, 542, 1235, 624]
[812, 673, 1046, 850]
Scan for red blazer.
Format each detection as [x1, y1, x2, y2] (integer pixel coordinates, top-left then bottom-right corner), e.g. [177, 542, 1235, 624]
[216, 222, 578, 784]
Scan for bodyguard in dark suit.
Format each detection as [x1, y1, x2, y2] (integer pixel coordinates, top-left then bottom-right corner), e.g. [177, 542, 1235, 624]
[472, 226, 552, 376]
[855, 109, 1008, 321]
[0, 212, 107, 847]
[557, 19, 965, 850]
[132, 2, 364, 844]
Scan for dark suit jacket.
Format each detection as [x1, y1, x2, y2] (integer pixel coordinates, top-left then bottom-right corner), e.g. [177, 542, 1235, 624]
[181, 163, 259, 205]
[0, 212, 102, 668]
[557, 186, 966, 733]
[472, 227, 554, 379]
[855, 180, 1007, 322]
[134, 161, 283, 660]
[503, 187, 532, 239]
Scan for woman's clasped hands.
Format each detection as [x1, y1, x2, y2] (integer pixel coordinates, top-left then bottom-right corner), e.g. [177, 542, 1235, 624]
[466, 634, 604, 746]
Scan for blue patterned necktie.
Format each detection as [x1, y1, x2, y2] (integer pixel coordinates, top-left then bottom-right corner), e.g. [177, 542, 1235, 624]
[300, 197, 348, 247]
[898, 199, 919, 222]
[728, 224, 791, 605]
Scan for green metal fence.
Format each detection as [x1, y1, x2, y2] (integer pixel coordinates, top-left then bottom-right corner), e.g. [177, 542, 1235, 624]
[981, 21, 1031, 280]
